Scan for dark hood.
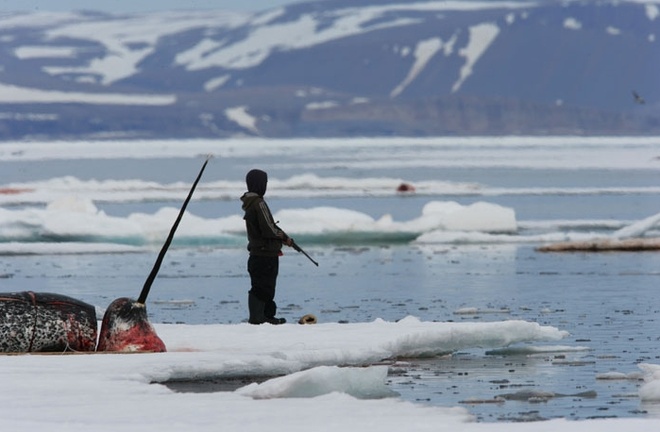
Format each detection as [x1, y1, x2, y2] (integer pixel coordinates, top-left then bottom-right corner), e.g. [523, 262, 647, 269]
[240, 191, 261, 211]
[246, 169, 267, 197]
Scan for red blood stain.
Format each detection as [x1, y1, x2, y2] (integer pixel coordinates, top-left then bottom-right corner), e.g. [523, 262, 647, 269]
[97, 297, 166, 353]
[396, 183, 415, 193]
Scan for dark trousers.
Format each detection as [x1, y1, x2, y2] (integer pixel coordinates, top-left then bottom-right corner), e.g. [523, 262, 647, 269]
[247, 255, 279, 318]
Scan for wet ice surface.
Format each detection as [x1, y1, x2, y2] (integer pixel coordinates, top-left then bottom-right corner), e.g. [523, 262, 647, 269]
[389, 352, 644, 422]
[2, 244, 659, 422]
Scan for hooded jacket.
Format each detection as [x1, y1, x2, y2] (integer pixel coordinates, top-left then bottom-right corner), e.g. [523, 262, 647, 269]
[241, 170, 287, 256]
[245, 168, 267, 197]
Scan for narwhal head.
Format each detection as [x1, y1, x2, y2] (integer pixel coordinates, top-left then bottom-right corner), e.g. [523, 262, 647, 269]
[97, 297, 166, 353]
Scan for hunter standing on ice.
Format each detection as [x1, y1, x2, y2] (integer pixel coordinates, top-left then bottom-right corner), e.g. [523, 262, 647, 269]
[241, 169, 293, 325]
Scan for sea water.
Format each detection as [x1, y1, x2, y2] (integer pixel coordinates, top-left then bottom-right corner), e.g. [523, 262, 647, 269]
[1, 136, 659, 422]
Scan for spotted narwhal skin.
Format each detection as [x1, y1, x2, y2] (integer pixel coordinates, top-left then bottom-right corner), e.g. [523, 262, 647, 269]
[0, 291, 97, 353]
[1, 292, 166, 353]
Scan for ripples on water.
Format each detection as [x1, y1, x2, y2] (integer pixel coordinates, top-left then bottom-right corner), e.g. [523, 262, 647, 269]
[2, 244, 659, 421]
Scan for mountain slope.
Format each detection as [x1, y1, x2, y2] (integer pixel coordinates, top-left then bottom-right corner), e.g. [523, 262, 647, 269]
[0, 0, 657, 139]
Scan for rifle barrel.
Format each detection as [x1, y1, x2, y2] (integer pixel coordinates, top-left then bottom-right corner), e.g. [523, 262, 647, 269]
[292, 240, 319, 266]
[275, 222, 319, 266]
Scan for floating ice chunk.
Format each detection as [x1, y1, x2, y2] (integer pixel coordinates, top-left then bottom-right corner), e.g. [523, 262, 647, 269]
[453, 307, 511, 315]
[640, 380, 660, 401]
[613, 211, 660, 239]
[639, 363, 660, 401]
[596, 371, 644, 381]
[46, 195, 98, 213]
[459, 396, 505, 404]
[275, 206, 377, 234]
[454, 307, 479, 315]
[486, 345, 591, 356]
[0, 242, 144, 255]
[41, 195, 143, 238]
[152, 299, 196, 306]
[236, 365, 397, 399]
[421, 201, 517, 233]
[497, 389, 596, 401]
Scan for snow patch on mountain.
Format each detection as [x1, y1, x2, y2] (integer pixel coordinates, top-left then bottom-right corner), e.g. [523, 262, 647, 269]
[606, 26, 622, 36]
[250, 7, 287, 26]
[391, 37, 444, 98]
[175, 2, 531, 73]
[177, 12, 417, 71]
[14, 46, 78, 59]
[452, 23, 500, 93]
[0, 83, 176, 105]
[225, 106, 259, 134]
[564, 17, 582, 30]
[204, 75, 231, 92]
[0, 11, 83, 28]
[38, 11, 248, 85]
[306, 101, 340, 110]
[176, 39, 225, 69]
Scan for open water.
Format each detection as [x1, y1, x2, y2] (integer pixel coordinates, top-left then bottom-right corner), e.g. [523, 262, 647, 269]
[1, 136, 659, 422]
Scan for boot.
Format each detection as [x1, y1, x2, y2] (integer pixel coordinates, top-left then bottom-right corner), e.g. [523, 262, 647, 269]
[248, 292, 266, 324]
[264, 298, 286, 325]
[266, 316, 286, 325]
[248, 293, 285, 325]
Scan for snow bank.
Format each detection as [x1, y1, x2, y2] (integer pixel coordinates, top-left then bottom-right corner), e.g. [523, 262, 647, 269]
[158, 316, 569, 366]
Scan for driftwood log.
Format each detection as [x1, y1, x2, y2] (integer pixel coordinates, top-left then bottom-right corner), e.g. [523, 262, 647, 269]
[537, 238, 660, 252]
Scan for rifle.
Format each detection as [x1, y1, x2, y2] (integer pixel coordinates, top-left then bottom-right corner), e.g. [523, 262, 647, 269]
[290, 238, 319, 267]
[276, 223, 319, 267]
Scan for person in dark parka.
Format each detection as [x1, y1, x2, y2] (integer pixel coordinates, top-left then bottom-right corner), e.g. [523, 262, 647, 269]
[240, 169, 292, 324]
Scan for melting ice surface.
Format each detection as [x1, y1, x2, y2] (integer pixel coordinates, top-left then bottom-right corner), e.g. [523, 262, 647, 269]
[1, 136, 660, 430]
[1, 318, 660, 431]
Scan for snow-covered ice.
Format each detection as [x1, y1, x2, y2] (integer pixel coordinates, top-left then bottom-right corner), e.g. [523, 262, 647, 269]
[2, 316, 659, 431]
